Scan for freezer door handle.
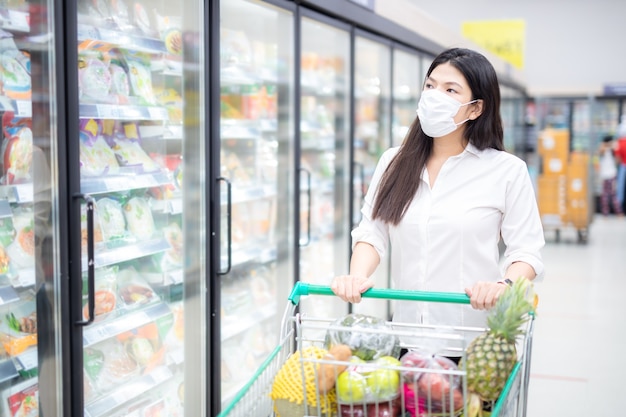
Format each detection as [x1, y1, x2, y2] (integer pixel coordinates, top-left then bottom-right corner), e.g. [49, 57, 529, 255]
[74, 193, 96, 326]
[217, 177, 232, 275]
[299, 168, 312, 247]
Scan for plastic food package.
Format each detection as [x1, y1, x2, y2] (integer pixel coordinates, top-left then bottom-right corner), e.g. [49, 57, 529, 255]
[2, 126, 33, 184]
[334, 356, 402, 405]
[78, 55, 111, 102]
[123, 197, 155, 240]
[96, 197, 128, 242]
[117, 267, 156, 308]
[324, 314, 400, 361]
[400, 350, 464, 415]
[0, 50, 31, 100]
[79, 119, 120, 177]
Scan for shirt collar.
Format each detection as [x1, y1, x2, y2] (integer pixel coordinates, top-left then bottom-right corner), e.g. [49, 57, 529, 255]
[463, 142, 482, 158]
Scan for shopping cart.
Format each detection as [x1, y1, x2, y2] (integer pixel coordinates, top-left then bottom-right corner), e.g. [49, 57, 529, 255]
[218, 282, 535, 417]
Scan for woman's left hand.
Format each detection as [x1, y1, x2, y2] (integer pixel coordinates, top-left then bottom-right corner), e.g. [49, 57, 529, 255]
[465, 281, 507, 310]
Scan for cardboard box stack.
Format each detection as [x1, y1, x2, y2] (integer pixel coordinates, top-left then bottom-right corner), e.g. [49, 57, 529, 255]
[537, 129, 569, 227]
[536, 128, 591, 232]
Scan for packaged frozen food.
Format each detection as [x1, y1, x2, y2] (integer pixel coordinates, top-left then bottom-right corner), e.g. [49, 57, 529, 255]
[84, 347, 104, 392]
[79, 119, 120, 177]
[82, 266, 118, 321]
[123, 53, 156, 105]
[125, 336, 155, 367]
[80, 201, 104, 250]
[78, 54, 111, 102]
[5, 210, 34, 269]
[3, 378, 38, 417]
[112, 138, 160, 173]
[96, 338, 139, 388]
[142, 398, 166, 417]
[109, 62, 130, 102]
[96, 197, 127, 241]
[2, 126, 33, 185]
[162, 222, 182, 266]
[0, 298, 38, 356]
[123, 197, 155, 240]
[117, 267, 156, 307]
[0, 50, 31, 100]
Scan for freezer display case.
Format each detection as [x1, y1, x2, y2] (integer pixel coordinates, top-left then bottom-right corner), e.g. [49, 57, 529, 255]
[218, 0, 295, 411]
[392, 48, 421, 147]
[297, 14, 351, 323]
[73, 1, 205, 416]
[0, 1, 61, 416]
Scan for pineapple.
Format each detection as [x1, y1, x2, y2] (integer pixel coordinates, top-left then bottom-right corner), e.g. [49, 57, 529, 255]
[460, 277, 536, 405]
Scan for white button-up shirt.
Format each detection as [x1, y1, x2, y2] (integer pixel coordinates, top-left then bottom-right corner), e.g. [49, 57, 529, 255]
[352, 143, 545, 330]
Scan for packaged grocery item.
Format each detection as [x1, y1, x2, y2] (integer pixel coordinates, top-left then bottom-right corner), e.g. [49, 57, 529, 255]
[161, 222, 182, 267]
[5, 208, 34, 269]
[94, 338, 139, 389]
[155, 12, 182, 56]
[122, 52, 156, 105]
[82, 266, 118, 322]
[0, 298, 38, 357]
[108, 61, 131, 103]
[117, 267, 157, 308]
[96, 196, 128, 242]
[123, 197, 155, 240]
[110, 121, 160, 173]
[109, 0, 131, 30]
[78, 53, 111, 102]
[2, 126, 32, 185]
[0, 50, 31, 100]
[2, 378, 38, 417]
[79, 119, 120, 176]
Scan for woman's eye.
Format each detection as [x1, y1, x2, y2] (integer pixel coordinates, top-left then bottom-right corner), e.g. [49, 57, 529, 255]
[447, 88, 457, 94]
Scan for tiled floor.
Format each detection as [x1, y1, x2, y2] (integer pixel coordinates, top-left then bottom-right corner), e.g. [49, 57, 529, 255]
[526, 214, 626, 416]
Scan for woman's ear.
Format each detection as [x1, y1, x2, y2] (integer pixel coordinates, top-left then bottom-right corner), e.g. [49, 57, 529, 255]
[469, 99, 484, 120]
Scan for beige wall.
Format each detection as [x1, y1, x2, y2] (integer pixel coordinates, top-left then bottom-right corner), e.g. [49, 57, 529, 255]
[376, 0, 625, 97]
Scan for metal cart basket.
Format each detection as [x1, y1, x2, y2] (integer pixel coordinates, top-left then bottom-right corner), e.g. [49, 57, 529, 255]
[218, 282, 535, 417]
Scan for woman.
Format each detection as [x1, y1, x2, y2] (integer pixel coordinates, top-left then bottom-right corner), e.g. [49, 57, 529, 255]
[332, 48, 544, 333]
[598, 135, 623, 216]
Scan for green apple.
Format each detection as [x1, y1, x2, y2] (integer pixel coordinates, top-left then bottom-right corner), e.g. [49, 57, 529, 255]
[375, 356, 401, 368]
[366, 368, 400, 399]
[336, 370, 367, 402]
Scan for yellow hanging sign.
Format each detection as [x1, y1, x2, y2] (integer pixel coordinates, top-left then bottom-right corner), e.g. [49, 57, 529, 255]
[461, 20, 525, 69]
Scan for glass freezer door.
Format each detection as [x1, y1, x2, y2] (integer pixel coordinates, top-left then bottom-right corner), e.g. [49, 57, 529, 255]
[219, 0, 294, 412]
[0, 2, 62, 416]
[74, 1, 206, 416]
[352, 35, 391, 319]
[298, 15, 351, 323]
[392, 49, 421, 147]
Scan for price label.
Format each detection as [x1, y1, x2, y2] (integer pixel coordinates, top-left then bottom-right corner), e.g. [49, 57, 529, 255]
[97, 105, 122, 119]
[7, 10, 29, 31]
[17, 349, 38, 371]
[136, 175, 158, 188]
[169, 270, 183, 284]
[170, 198, 183, 214]
[18, 268, 35, 287]
[148, 107, 166, 120]
[104, 177, 128, 191]
[15, 100, 31, 117]
[14, 184, 33, 203]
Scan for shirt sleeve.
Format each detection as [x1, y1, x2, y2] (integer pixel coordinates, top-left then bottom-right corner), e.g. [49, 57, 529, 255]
[350, 149, 396, 260]
[500, 159, 546, 280]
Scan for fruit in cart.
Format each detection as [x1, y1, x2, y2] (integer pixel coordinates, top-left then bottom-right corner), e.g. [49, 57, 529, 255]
[270, 346, 336, 417]
[366, 399, 402, 417]
[460, 277, 536, 408]
[324, 314, 400, 361]
[366, 368, 400, 399]
[336, 370, 367, 402]
[317, 343, 352, 393]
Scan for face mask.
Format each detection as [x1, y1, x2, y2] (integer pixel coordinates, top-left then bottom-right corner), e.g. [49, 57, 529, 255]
[416, 89, 477, 137]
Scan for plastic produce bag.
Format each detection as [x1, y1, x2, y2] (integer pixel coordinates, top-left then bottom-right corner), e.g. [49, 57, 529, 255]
[324, 314, 400, 361]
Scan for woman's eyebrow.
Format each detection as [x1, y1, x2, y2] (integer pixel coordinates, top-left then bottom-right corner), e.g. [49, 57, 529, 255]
[426, 76, 463, 90]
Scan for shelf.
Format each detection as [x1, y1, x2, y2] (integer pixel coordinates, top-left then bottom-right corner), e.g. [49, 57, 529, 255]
[77, 23, 167, 54]
[221, 302, 277, 341]
[85, 365, 173, 417]
[80, 171, 172, 195]
[83, 302, 171, 347]
[79, 103, 169, 121]
[82, 238, 171, 272]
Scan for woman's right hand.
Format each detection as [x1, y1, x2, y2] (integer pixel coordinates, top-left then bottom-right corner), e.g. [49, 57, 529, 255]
[330, 275, 375, 303]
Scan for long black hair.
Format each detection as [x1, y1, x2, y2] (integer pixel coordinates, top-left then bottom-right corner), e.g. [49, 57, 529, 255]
[371, 48, 504, 225]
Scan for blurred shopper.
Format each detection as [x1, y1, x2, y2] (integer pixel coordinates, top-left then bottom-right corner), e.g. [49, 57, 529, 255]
[615, 121, 626, 210]
[331, 48, 544, 334]
[598, 135, 623, 216]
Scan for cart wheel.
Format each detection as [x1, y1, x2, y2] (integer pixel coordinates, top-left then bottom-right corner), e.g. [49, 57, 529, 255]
[577, 229, 588, 244]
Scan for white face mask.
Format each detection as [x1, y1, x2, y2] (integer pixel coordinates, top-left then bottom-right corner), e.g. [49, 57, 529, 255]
[416, 89, 477, 137]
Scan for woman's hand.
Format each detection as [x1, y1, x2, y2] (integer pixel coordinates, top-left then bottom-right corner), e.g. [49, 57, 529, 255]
[465, 281, 508, 310]
[331, 275, 375, 303]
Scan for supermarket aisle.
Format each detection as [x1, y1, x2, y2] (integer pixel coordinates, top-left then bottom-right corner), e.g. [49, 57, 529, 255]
[527, 215, 626, 416]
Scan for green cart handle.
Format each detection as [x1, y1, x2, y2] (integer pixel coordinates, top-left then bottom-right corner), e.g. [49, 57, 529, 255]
[288, 282, 471, 305]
